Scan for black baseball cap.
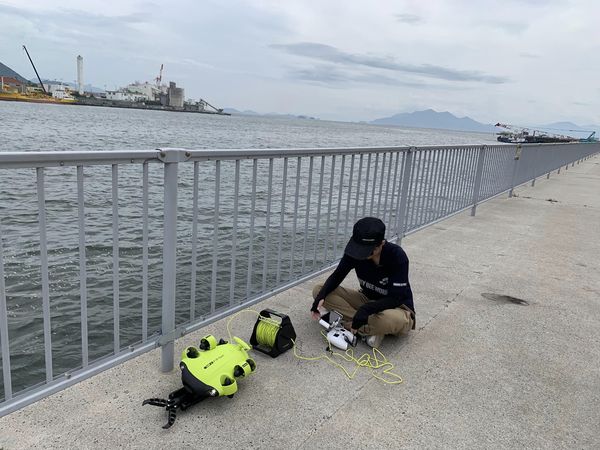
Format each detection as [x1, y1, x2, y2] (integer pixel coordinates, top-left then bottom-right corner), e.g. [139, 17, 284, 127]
[344, 217, 386, 260]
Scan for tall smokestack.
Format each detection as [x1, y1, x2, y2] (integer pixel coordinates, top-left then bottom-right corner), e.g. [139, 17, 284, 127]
[77, 55, 84, 95]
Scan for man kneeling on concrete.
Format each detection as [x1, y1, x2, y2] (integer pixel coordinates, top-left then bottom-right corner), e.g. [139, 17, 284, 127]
[310, 217, 415, 348]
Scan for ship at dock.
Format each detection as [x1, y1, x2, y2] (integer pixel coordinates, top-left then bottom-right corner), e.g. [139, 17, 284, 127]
[495, 122, 597, 144]
[0, 88, 76, 104]
[0, 77, 76, 105]
[1, 48, 229, 115]
[1, 53, 75, 104]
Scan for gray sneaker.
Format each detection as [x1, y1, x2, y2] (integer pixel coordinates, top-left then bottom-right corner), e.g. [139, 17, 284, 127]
[365, 334, 384, 348]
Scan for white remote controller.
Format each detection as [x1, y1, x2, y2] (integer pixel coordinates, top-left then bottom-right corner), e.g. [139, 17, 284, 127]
[319, 310, 357, 350]
[326, 327, 356, 351]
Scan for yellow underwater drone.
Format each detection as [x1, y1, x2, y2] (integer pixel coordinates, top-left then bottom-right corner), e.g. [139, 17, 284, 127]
[143, 335, 257, 429]
[143, 309, 295, 428]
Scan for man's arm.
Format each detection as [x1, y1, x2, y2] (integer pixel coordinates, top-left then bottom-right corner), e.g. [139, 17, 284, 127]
[311, 256, 353, 312]
[351, 296, 403, 330]
[385, 257, 412, 310]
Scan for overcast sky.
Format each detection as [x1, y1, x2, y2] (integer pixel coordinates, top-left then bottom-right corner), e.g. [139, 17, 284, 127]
[1, 0, 598, 124]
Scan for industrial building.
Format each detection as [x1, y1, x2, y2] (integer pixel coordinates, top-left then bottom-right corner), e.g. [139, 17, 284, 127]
[1, 52, 228, 114]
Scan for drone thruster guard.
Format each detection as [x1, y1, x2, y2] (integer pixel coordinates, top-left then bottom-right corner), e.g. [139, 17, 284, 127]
[143, 334, 256, 429]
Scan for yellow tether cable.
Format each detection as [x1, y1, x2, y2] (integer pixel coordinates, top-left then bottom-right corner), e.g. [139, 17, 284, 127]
[225, 309, 403, 385]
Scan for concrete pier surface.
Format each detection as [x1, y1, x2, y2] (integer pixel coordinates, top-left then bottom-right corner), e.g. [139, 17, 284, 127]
[1, 156, 599, 449]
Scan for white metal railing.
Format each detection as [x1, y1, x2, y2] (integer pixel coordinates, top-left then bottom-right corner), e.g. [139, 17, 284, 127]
[0, 142, 598, 416]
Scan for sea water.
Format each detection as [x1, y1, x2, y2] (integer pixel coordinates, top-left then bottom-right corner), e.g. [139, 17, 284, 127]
[0, 101, 498, 396]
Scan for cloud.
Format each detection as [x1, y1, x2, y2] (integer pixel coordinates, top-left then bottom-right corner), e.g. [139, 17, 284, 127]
[285, 64, 430, 88]
[178, 58, 217, 70]
[0, 4, 149, 27]
[0, 3, 152, 52]
[395, 13, 423, 24]
[0, 3, 33, 17]
[519, 52, 540, 58]
[1, 0, 598, 124]
[271, 42, 509, 84]
[483, 19, 529, 34]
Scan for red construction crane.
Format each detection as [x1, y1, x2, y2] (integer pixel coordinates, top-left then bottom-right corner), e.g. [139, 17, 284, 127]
[155, 64, 163, 87]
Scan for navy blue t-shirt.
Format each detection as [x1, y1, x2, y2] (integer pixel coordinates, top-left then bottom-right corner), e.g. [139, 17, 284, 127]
[315, 241, 415, 329]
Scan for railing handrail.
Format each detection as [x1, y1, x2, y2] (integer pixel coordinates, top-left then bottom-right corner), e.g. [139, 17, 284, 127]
[0, 150, 161, 168]
[0, 142, 598, 417]
[1, 142, 592, 168]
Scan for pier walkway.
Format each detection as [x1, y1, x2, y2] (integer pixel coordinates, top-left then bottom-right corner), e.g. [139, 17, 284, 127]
[1, 156, 599, 449]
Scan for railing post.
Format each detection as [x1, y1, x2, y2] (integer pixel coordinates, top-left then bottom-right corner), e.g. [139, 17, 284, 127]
[531, 147, 538, 187]
[396, 148, 414, 244]
[0, 223, 12, 401]
[158, 149, 188, 372]
[470, 145, 486, 216]
[37, 168, 53, 383]
[509, 144, 521, 198]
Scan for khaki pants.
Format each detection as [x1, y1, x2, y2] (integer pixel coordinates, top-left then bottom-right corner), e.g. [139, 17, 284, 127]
[312, 283, 413, 336]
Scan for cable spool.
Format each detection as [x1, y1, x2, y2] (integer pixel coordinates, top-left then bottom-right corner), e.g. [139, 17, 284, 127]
[250, 309, 296, 358]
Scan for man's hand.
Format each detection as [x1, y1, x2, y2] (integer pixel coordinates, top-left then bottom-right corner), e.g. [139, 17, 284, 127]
[311, 299, 324, 321]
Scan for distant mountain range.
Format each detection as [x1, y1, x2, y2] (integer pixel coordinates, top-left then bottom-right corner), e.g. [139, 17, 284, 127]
[369, 109, 599, 135]
[222, 108, 260, 115]
[33, 79, 105, 93]
[534, 122, 598, 136]
[0, 61, 28, 83]
[540, 121, 597, 130]
[370, 109, 496, 132]
[223, 108, 318, 120]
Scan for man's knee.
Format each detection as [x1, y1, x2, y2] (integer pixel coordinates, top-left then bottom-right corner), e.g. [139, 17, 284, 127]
[312, 283, 323, 300]
[393, 309, 413, 335]
[370, 308, 412, 336]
